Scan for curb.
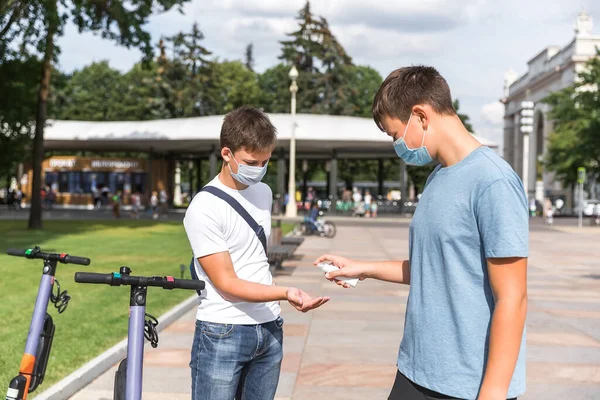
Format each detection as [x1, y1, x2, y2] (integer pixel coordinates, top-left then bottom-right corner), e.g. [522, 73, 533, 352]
[32, 295, 199, 400]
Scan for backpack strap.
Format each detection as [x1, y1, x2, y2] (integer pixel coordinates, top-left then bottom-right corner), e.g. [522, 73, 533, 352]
[189, 185, 268, 295]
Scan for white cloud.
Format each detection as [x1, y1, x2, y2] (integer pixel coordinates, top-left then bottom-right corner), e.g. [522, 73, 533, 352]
[481, 101, 505, 125]
[53, 0, 600, 150]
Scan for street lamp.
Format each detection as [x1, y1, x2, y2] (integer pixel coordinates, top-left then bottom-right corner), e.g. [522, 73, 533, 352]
[520, 100, 534, 202]
[286, 65, 299, 217]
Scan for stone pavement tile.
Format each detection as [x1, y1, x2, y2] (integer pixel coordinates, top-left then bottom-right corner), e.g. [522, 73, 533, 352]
[527, 345, 600, 364]
[275, 371, 299, 398]
[69, 389, 114, 400]
[527, 362, 600, 384]
[145, 348, 190, 367]
[296, 364, 396, 388]
[527, 332, 600, 348]
[284, 323, 309, 337]
[543, 309, 600, 319]
[305, 320, 403, 348]
[530, 296, 600, 304]
[527, 280, 576, 288]
[530, 300, 600, 312]
[527, 309, 587, 332]
[72, 391, 190, 400]
[164, 319, 196, 333]
[312, 309, 406, 322]
[560, 317, 600, 342]
[80, 364, 119, 390]
[311, 300, 405, 314]
[317, 292, 407, 303]
[156, 331, 194, 348]
[282, 352, 303, 373]
[274, 277, 321, 285]
[521, 383, 600, 400]
[291, 385, 392, 400]
[529, 288, 600, 298]
[284, 335, 309, 353]
[279, 309, 312, 324]
[301, 344, 398, 365]
[138, 366, 191, 393]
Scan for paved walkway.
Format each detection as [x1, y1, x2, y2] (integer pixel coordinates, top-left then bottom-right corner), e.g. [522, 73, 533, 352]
[69, 222, 600, 400]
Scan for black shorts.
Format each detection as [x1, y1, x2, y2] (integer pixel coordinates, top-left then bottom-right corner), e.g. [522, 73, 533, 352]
[388, 370, 517, 400]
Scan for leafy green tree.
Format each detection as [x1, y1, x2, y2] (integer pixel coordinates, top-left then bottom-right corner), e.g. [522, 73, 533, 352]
[453, 99, 474, 133]
[1, 0, 191, 229]
[211, 60, 261, 113]
[543, 49, 600, 187]
[54, 61, 123, 120]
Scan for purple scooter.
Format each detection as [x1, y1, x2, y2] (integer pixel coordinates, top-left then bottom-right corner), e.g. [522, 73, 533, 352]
[74, 266, 205, 400]
[5, 247, 91, 400]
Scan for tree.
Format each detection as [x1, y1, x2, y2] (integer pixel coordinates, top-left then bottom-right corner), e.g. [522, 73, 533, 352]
[453, 99, 474, 133]
[314, 64, 382, 117]
[0, 0, 191, 229]
[211, 60, 261, 113]
[118, 61, 162, 121]
[245, 42, 254, 71]
[544, 49, 600, 187]
[54, 61, 123, 120]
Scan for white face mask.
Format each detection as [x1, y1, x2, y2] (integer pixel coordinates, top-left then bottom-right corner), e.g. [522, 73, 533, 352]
[228, 153, 268, 186]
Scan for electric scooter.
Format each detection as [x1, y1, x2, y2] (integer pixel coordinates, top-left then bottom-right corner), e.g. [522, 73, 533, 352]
[74, 267, 205, 400]
[5, 247, 91, 400]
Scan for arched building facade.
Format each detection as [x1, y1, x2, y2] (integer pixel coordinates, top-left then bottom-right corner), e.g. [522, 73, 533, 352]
[501, 11, 600, 213]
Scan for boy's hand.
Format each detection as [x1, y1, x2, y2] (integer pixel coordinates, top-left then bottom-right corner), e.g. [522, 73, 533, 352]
[286, 287, 329, 313]
[314, 254, 369, 288]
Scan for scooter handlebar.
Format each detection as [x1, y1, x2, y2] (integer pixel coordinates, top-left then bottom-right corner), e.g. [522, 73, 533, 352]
[74, 272, 205, 291]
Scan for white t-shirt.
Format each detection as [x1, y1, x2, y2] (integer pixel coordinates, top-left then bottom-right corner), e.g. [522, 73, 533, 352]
[183, 176, 280, 324]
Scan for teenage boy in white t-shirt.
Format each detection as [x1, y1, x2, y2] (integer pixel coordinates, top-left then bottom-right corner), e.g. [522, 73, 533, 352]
[184, 106, 329, 400]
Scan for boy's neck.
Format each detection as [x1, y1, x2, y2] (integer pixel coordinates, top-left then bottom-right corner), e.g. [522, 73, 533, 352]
[435, 115, 482, 168]
[218, 166, 249, 191]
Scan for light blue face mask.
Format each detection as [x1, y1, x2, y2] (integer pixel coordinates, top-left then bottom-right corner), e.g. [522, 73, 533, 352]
[228, 153, 268, 186]
[392, 114, 433, 166]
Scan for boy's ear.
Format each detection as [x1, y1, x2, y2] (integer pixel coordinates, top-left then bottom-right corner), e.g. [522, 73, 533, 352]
[221, 147, 231, 163]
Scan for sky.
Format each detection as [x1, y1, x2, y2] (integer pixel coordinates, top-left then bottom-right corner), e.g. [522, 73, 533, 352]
[56, 0, 600, 148]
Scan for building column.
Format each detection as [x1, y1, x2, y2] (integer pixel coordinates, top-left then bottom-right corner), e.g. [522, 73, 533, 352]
[196, 158, 202, 193]
[377, 159, 385, 197]
[174, 160, 182, 206]
[187, 160, 194, 196]
[166, 157, 175, 207]
[329, 152, 338, 209]
[147, 150, 153, 200]
[209, 147, 218, 178]
[399, 159, 407, 213]
[276, 148, 286, 215]
[301, 160, 308, 203]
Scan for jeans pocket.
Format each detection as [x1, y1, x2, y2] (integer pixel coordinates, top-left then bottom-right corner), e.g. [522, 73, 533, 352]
[274, 316, 284, 329]
[201, 321, 234, 338]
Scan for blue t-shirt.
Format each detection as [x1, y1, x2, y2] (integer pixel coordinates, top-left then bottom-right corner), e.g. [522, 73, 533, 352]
[398, 146, 528, 399]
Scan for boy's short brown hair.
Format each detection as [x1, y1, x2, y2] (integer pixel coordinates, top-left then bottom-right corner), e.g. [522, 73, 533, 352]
[372, 66, 456, 131]
[220, 106, 277, 153]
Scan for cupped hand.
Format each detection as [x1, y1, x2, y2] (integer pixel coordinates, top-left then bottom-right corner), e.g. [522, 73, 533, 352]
[286, 287, 330, 313]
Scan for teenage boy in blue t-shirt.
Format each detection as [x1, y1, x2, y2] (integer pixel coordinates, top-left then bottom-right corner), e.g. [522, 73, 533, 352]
[317, 66, 528, 400]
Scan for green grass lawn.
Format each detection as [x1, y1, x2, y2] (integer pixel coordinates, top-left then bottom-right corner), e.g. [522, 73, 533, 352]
[0, 219, 292, 394]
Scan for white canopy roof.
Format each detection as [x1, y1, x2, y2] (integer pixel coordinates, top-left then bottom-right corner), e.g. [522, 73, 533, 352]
[44, 113, 497, 158]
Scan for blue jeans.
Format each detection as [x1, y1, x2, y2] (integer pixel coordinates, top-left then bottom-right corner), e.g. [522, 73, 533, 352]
[190, 317, 284, 400]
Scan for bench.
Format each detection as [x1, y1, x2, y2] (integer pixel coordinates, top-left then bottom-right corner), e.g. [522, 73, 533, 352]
[281, 236, 305, 246]
[268, 244, 298, 271]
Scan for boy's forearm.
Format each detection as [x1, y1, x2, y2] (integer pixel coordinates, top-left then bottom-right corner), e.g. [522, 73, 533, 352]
[479, 297, 527, 399]
[365, 260, 410, 284]
[219, 278, 288, 303]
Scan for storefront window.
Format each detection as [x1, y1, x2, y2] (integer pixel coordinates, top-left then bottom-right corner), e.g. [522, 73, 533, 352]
[58, 172, 69, 193]
[45, 172, 59, 189]
[132, 173, 146, 194]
